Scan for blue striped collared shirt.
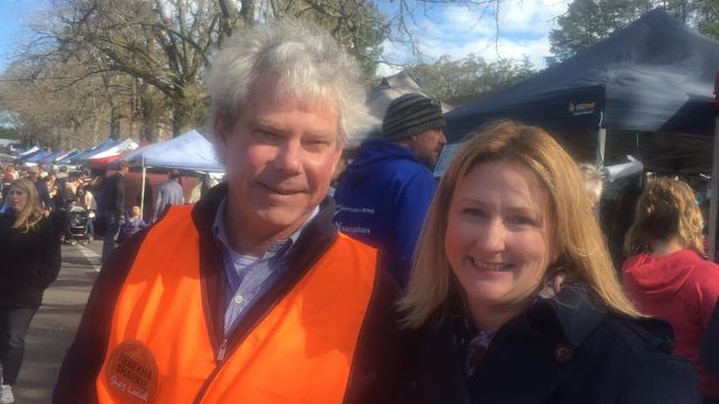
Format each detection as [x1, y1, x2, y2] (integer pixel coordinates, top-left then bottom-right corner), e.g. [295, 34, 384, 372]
[212, 196, 319, 336]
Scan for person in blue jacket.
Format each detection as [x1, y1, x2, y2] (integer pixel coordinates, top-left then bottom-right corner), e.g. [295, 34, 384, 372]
[334, 93, 447, 288]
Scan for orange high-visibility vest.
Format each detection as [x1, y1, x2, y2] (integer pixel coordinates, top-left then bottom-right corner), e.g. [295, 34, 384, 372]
[96, 206, 378, 403]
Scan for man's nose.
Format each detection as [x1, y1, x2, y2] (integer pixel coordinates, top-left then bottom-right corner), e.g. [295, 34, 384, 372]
[273, 141, 302, 174]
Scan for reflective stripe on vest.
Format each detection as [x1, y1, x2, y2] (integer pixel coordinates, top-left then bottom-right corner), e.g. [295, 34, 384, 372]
[96, 205, 379, 403]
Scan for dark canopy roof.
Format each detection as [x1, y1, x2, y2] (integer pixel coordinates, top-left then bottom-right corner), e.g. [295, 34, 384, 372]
[446, 9, 719, 141]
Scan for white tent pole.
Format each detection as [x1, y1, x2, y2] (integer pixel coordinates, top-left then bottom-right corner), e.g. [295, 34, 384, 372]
[709, 74, 719, 261]
[140, 156, 147, 222]
[709, 114, 719, 262]
[596, 127, 607, 167]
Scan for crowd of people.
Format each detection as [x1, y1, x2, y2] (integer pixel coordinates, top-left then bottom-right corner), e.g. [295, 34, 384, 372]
[0, 161, 198, 403]
[0, 18, 719, 404]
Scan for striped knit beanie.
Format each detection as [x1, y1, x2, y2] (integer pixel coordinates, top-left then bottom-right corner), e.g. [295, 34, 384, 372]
[382, 93, 446, 141]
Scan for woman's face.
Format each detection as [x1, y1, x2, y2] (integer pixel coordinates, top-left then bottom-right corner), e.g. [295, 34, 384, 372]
[7, 185, 29, 213]
[445, 159, 555, 319]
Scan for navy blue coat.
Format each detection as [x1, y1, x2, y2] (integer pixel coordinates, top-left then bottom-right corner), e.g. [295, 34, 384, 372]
[333, 139, 436, 287]
[408, 286, 701, 404]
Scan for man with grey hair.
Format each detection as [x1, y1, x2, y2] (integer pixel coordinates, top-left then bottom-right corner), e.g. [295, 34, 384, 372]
[54, 20, 410, 403]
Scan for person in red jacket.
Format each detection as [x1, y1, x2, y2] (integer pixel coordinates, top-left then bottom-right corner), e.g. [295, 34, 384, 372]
[623, 176, 719, 403]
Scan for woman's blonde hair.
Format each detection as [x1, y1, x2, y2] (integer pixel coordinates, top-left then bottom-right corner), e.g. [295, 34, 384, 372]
[578, 162, 604, 205]
[399, 120, 641, 329]
[8, 178, 45, 233]
[624, 177, 704, 256]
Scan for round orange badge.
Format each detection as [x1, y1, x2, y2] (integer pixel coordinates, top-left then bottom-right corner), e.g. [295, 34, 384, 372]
[106, 340, 160, 403]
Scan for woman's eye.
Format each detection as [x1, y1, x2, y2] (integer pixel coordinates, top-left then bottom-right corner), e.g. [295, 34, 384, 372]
[509, 216, 537, 226]
[462, 208, 485, 217]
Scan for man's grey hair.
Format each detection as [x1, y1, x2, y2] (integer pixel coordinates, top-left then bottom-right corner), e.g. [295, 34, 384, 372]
[206, 20, 368, 148]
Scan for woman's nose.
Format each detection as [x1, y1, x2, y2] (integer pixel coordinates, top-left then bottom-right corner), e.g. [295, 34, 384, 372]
[477, 219, 506, 253]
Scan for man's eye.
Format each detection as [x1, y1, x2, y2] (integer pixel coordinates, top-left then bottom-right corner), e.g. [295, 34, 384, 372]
[255, 130, 280, 142]
[303, 138, 332, 151]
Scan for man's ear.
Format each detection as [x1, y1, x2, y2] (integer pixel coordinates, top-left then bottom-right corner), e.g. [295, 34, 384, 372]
[213, 113, 232, 161]
[331, 148, 343, 176]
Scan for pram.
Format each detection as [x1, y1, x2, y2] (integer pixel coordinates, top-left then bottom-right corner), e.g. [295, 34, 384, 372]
[63, 205, 93, 245]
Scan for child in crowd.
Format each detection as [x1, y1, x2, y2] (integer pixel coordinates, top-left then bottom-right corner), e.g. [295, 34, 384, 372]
[119, 206, 147, 243]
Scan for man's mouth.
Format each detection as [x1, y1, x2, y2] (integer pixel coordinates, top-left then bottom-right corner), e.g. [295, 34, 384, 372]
[259, 182, 301, 195]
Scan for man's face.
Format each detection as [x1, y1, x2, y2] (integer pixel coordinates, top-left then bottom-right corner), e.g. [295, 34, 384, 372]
[407, 128, 447, 168]
[27, 168, 39, 181]
[214, 73, 342, 242]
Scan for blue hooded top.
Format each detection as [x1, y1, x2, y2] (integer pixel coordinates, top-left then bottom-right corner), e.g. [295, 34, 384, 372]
[333, 139, 437, 287]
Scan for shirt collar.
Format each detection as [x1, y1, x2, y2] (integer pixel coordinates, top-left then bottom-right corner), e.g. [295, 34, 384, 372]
[212, 195, 319, 260]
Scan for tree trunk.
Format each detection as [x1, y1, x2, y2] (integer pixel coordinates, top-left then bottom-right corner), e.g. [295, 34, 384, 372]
[110, 105, 121, 140]
[140, 93, 159, 142]
[172, 101, 189, 137]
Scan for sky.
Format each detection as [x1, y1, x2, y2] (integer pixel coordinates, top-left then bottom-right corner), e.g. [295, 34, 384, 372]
[378, 0, 571, 75]
[0, 0, 50, 73]
[0, 0, 571, 75]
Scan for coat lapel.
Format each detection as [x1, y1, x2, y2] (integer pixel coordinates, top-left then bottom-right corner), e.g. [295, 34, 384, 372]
[470, 312, 578, 403]
[470, 285, 606, 404]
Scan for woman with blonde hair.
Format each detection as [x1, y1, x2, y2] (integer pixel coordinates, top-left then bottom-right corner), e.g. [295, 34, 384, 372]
[0, 178, 61, 403]
[401, 120, 699, 403]
[623, 177, 719, 404]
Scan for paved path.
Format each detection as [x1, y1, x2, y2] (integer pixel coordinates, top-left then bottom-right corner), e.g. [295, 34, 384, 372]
[10, 242, 100, 403]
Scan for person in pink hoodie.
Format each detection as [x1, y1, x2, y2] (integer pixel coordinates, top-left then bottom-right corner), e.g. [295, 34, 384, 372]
[623, 176, 719, 404]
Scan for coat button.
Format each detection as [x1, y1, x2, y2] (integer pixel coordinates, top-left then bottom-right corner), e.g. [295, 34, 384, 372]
[554, 343, 574, 364]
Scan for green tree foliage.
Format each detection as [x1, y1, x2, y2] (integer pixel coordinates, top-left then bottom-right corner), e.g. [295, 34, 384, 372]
[694, 0, 719, 40]
[549, 0, 654, 61]
[407, 54, 535, 104]
[550, 0, 719, 61]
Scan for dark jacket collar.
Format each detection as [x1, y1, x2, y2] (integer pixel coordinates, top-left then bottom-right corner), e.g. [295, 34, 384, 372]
[529, 284, 674, 350]
[449, 284, 607, 350]
[533, 284, 606, 347]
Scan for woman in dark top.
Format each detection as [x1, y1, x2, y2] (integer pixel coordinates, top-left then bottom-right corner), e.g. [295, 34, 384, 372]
[0, 178, 61, 403]
[399, 121, 700, 404]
